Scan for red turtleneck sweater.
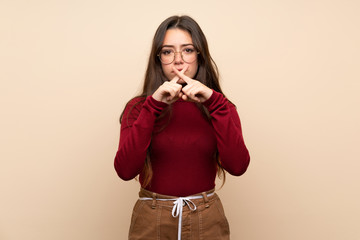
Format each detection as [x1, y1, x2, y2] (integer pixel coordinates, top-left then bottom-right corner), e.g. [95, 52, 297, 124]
[114, 90, 250, 197]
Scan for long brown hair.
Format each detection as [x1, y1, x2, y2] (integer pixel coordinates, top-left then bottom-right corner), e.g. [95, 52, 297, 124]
[120, 15, 226, 187]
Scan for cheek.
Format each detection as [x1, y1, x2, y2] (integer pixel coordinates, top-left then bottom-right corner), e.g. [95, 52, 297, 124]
[161, 65, 173, 79]
[189, 62, 199, 78]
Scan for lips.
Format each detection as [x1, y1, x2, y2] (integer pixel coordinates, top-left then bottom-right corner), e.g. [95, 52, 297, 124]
[171, 68, 184, 74]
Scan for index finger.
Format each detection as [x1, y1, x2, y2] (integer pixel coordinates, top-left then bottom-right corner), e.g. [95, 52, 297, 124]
[172, 66, 194, 84]
[170, 65, 188, 83]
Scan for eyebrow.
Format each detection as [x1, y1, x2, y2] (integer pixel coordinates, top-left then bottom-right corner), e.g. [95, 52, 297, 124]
[161, 44, 194, 48]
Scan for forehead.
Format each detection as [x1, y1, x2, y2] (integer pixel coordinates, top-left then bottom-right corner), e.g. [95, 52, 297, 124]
[162, 28, 193, 46]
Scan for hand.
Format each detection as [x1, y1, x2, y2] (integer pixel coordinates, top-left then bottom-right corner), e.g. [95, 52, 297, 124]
[152, 66, 188, 104]
[172, 67, 213, 103]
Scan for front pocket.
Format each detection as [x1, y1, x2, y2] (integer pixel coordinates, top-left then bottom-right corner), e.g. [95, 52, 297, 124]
[199, 198, 230, 239]
[128, 200, 145, 237]
[214, 199, 230, 231]
[129, 201, 159, 239]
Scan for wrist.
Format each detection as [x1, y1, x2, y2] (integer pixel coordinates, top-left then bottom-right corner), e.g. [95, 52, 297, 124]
[202, 89, 217, 106]
[149, 95, 169, 108]
[204, 88, 213, 101]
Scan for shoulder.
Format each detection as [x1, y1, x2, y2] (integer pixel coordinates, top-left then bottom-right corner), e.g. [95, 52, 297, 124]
[121, 96, 146, 123]
[227, 99, 237, 109]
[204, 90, 236, 111]
[125, 96, 146, 111]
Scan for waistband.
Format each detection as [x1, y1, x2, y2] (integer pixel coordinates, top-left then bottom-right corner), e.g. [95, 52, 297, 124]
[138, 187, 215, 199]
[138, 188, 216, 240]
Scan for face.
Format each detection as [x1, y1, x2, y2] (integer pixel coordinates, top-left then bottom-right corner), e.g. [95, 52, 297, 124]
[160, 28, 198, 83]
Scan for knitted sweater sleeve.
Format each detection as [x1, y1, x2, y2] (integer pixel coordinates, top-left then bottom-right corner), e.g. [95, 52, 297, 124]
[203, 90, 250, 176]
[114, 96, 168, 180]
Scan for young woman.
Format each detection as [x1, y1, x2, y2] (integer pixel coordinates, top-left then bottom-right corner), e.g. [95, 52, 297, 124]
[114, 15, 250, 240]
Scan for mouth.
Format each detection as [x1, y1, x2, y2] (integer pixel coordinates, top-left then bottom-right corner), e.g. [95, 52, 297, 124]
[172, 68, 183, 73]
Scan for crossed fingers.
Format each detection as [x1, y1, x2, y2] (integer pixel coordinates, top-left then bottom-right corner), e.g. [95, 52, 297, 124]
[170, 65, 189, 83]
[164, 66, 188, 101]
[172, 67, 206, 103]
[155, 66, 212, 103]
[171, 66, 194, 84]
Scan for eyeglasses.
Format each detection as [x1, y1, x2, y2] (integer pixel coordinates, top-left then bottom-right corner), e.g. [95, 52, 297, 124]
[158, 46, 199, 64]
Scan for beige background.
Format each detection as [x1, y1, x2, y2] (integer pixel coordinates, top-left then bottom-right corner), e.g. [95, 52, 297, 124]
[1, 0, 359, 239]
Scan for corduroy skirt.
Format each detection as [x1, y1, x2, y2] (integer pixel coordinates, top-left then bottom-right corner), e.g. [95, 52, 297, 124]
[128, 188, 230, 240]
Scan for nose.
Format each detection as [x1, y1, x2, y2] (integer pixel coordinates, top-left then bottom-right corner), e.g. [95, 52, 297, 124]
[174, 52, 183, 64]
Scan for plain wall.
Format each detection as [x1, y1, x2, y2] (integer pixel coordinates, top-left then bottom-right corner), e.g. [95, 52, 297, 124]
[1, 0, 359, 239]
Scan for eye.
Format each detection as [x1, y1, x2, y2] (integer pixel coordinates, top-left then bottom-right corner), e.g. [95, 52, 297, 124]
[183, 48, 195, 53]
[161, 49, 173, 55]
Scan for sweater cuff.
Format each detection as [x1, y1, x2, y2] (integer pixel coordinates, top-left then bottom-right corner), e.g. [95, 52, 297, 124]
[203, 90, 225, 110]
[143, 95, 168, 116]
